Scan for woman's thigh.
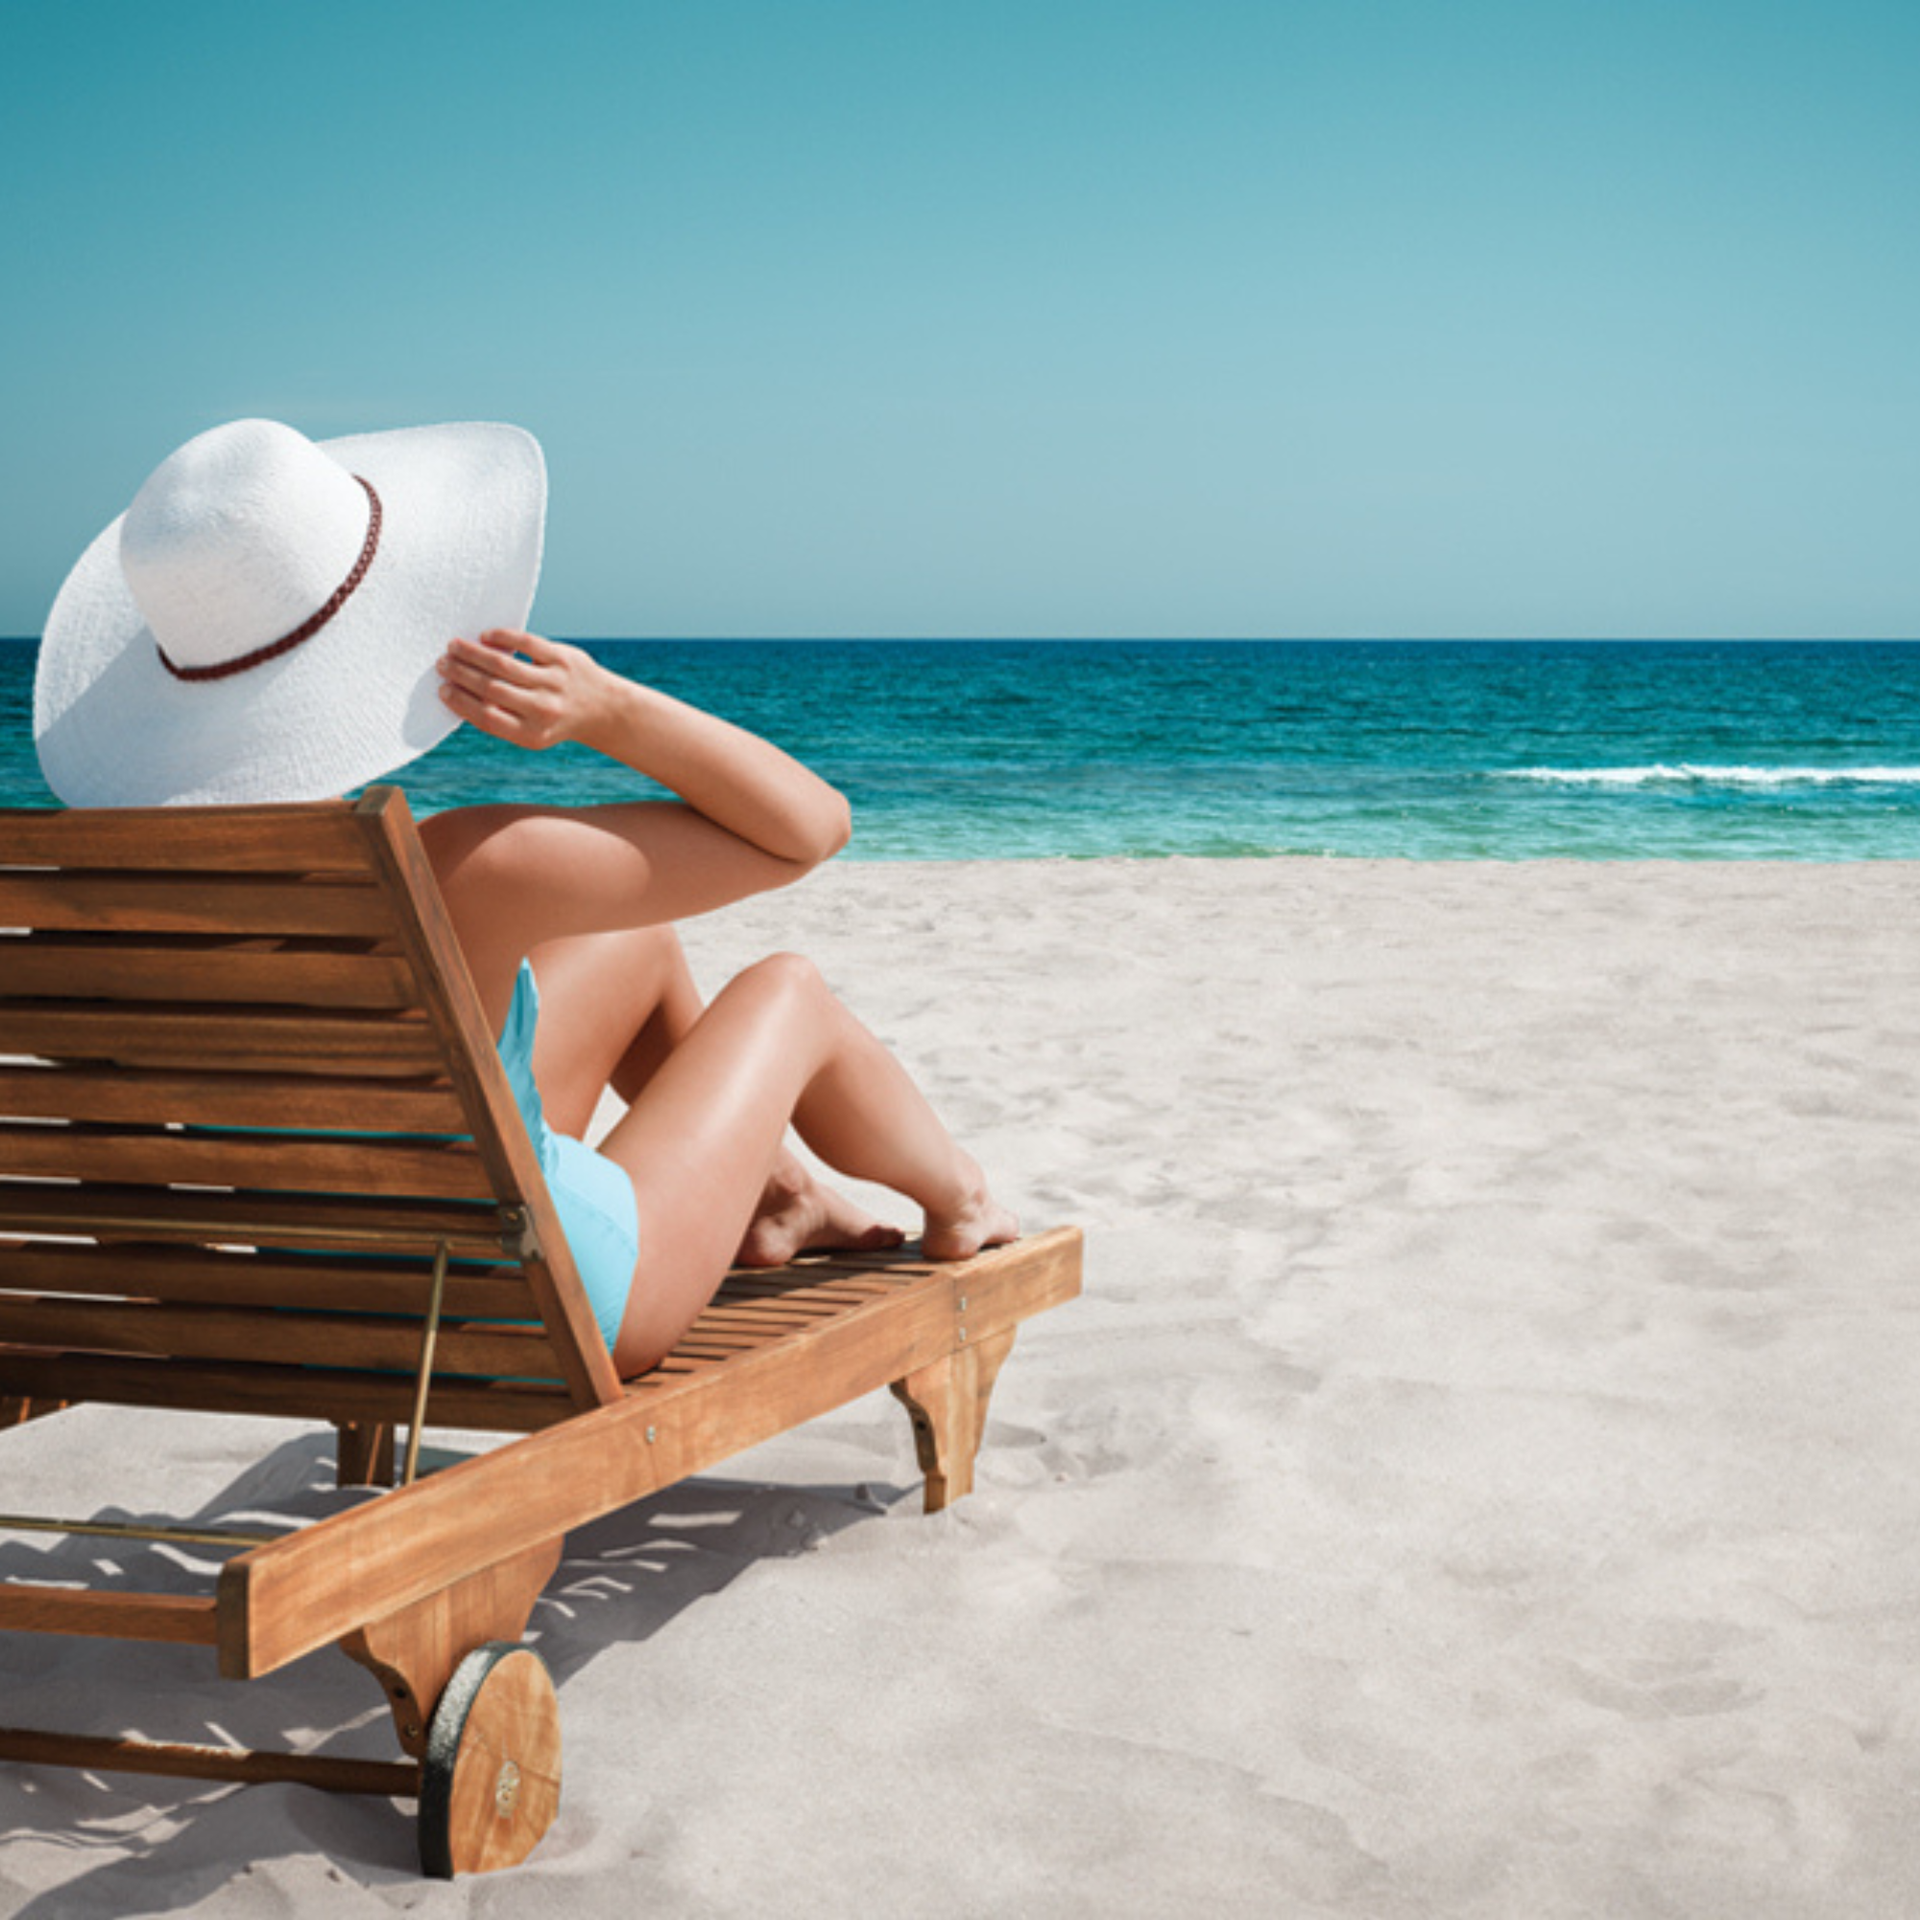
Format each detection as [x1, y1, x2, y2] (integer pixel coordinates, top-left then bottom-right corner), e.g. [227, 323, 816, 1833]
[599, 956, 830, 1371]
[517, 926, 698, 1139]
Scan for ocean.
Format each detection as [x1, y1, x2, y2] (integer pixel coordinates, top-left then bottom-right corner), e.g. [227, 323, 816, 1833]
[4, 638, 1918, 860]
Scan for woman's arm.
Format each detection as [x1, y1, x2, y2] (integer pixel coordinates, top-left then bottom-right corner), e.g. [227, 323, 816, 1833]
[424, 632, 851, 980]
[437, 629, 850, 864]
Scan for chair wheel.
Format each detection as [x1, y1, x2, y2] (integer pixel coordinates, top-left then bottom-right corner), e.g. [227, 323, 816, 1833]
[418, 1642, 562, 1878]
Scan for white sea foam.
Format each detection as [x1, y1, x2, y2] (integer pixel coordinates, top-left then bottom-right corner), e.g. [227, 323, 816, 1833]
[1501, 764, 1920, 789]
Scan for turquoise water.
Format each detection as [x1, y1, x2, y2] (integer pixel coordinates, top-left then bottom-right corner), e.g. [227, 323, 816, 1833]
[5, 639, 1919, 859]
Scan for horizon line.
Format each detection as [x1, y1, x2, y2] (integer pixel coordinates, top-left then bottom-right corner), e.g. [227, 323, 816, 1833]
[3, 633, 1917, 648]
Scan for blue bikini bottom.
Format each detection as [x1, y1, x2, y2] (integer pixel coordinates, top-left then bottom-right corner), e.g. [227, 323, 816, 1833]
[496, 960, 640, 1353]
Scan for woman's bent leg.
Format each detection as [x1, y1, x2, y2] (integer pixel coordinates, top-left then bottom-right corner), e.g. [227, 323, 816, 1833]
[598, 953, 1015, 1374]
[532, 929, 905, 1265]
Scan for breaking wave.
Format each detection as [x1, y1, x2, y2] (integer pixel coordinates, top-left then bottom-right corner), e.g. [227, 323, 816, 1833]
[1501, 765, 1920, 790]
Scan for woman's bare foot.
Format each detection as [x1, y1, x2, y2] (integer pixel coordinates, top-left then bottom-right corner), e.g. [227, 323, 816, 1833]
[735, 1156, 907, 1268]
[921, 1164, 1020, 1261]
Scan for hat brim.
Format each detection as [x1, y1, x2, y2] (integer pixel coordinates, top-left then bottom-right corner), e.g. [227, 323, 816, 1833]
[34, 422, 546, 807]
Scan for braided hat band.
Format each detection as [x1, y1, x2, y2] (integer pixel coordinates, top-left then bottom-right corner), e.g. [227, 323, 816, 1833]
[157, 477, 383, 684]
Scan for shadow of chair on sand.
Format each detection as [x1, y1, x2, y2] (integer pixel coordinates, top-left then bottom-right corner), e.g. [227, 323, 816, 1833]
[0, 1426, 896, 1905]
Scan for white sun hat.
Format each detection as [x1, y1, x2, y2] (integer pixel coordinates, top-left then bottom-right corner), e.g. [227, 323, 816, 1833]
[34, 416, 546, 807]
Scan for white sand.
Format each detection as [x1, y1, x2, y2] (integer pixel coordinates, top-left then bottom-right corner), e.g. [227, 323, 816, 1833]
[3, 858, 1917, 1916]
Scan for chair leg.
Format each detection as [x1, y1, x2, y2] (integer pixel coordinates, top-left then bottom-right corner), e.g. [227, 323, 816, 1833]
[2, 1397, 68, 1429]
[335, 1421, 396, 1488]
[340, 1538, 563, 1759]
[890, 1328, 1016, 1513]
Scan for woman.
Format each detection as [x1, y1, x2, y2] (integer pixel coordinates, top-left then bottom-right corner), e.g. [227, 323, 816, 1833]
[423, 626, 1017, 1375]
[33, 416, 1017, 1380]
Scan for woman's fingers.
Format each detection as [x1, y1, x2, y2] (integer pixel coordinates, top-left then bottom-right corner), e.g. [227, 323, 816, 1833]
[438, 629, 626, 755]
[483, 627, 566, 664]
[439, 651, 536, 703]
[438, 631, 578, 748]
[446, 631, 546, 687]
[436, 676, 520, 735]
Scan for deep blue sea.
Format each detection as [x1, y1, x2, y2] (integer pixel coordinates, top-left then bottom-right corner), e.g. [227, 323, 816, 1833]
[5, 638, 1919, 859]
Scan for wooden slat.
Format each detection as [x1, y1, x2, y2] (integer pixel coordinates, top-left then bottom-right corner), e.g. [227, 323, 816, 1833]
[0, 1063, 466, 1133]
[221, 1229, 1083, 1676]
[0, 801, 369, 872]
[0, 1296, 564, 1378]
[683, 1307, 838, 1341]
[693, 1300, 852, 1329]
[0, 1123, 490, 1199]
[658, 1340, 751, 1364]
[0, 1005, 444, 1075]
[0, 872, 393, 939]
[0, 941, 416, 1009]
[0, 1242, 536, 1319]
[0, 1587, 219, 1645]
[719, 1264, 921, 1291]
[718, 1272, 897, 1298]
[709, 1277, 905, 1310]
[722, 1257, 922, 1285]
[709, 1284, 894, 1316]
[674, 1321, 790, 1349]
[0, 1183, 517, 1258]
[676, 1331, 833, 1359]
[707, 1307, 888, 1335]
[0, 1351, 574, 1431]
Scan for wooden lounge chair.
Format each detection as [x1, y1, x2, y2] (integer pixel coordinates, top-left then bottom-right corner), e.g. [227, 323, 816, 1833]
[0, 788, 1081, 1875]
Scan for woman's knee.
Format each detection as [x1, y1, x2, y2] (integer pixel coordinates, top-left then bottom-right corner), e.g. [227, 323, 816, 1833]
[734, 950, 829, 1005]
[707, 951, 839, 1036]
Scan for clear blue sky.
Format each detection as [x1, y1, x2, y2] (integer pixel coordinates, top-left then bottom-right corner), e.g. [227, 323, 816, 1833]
[3, 0, 1915, 638]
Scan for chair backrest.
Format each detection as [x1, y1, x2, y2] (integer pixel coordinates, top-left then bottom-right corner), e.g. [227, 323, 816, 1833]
[0, 788, 624, 1433]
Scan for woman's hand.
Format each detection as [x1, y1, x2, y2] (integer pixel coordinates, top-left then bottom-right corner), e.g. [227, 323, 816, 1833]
[437, 629, 614, 750]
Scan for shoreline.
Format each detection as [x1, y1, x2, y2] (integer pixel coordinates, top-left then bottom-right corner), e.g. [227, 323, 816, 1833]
[5, 856, 1917, 1915]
